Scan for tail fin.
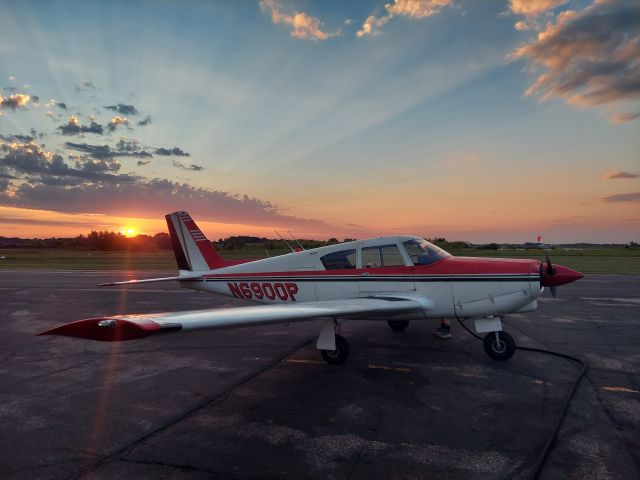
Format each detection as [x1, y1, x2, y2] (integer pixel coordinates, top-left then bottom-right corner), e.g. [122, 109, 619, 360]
[165, 211, 226, 272]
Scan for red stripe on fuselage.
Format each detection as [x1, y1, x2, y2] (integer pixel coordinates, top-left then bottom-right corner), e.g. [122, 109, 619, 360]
[201, 257, 541, 279]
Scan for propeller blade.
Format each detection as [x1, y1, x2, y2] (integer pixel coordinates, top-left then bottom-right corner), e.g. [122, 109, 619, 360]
[545, 252, 556, 275]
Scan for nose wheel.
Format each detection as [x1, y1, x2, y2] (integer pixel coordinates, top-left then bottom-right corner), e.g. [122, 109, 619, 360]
[483, 331, 516, 360]
[320, 334, 350, 365]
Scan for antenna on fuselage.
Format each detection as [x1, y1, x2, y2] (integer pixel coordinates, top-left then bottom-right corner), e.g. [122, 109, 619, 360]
[274, 230, 296, 253]
[287, 230, 305, 251]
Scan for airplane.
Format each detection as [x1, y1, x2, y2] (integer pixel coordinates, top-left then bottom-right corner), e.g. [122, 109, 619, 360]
[38, 211, 583, 364]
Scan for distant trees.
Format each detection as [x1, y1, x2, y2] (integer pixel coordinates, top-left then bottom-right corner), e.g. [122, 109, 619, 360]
[75, 231, 174, 251]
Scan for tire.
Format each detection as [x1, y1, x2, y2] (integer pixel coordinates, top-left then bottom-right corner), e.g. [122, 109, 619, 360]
[321, 334, 350, 365]
[483, 331, 516, 361]
[387, 320, 410, 332]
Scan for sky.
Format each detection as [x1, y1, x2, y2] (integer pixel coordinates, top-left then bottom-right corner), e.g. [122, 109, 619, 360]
[0, 0, 638, 243]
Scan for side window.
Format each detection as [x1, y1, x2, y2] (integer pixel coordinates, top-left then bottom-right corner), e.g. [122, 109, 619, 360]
[362, 247, 382, 268]
[362, 244, 406, 268]
[381, 245, 405, 266]
[321, 249, 356, 270]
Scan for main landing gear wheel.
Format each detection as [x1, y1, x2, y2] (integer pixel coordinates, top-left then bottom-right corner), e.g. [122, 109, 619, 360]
[483, 331, 516, 361]
[321, 334, 350, 365]
[387, 320, 410, 332]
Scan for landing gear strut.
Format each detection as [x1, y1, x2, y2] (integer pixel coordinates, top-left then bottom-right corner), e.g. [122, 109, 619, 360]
[320, 334, 349, 365]
[387, 319, 410, 332]
[483, 331, 516, 361]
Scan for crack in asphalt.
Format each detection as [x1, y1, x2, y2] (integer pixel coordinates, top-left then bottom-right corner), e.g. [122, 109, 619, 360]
[63, 337, 314, 480]
[119, 458, 232, 477]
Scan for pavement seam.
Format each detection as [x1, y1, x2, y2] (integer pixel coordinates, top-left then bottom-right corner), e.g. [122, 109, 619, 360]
[64, 337, 314, 480]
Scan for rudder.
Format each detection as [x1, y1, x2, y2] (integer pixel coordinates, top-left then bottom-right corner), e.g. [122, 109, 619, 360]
[165, 211, 226, 271]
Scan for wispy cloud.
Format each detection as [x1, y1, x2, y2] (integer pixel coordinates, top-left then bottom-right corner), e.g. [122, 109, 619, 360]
[155, 147, 190, 156]
[602, 192, 640, 202]
[105, 103, 138, 115]
[75, 80, 96, 91]
[603, 171, 639, 180]
[609, 111, 640, 124]
[509, 0, 640, 121]
[508, 0, 568, 17]
[65, 142, 153, 160]
[58, 115, 104, 135]
[172, 159, 203, 171]
[260, 0, 339, 40]
[357, 0, 454, 37]
[137, 115, 152, 126]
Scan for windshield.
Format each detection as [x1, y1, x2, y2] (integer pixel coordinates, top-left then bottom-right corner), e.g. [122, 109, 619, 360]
[403, 239, 451, 266]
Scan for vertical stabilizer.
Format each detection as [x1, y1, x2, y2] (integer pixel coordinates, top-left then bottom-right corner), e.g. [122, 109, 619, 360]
[165, 211, 226, 272]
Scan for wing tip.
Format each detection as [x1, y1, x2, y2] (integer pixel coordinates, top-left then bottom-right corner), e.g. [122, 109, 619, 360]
[37, 317, 163, 341]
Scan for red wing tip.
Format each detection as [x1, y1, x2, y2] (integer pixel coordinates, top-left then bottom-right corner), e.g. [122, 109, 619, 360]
[37, 317, 162, 342]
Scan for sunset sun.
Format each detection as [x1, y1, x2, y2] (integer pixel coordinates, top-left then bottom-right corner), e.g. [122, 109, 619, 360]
[122, 227, 137, 238]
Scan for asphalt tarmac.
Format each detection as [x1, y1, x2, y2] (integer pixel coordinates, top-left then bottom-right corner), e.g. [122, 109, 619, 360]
[0, 270, 638, 480]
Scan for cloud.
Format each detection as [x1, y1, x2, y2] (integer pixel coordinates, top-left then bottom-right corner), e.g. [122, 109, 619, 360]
[58, 115, 104, 135]
[75, 81, 96, 91]
[0, 142, 136, 184]
[155, 147, 191, 156]
[602, 192, 640, 202]
[357, 0, 454, 37]
[514, 20, 531, 31]
[137, 159, 151, 166]
[65, 142, 153, 160]
[115, 138, 141, 152]
[46, 99, 67, 110]
[137, 115, 152, 126]
[107, 115, 129, 132]
[508, 0, 568, 17]
[0, 176, 327, 228]
[603, 171, 639, 180]
[105, 103, 138, 115]
[260, 0, 339, 40]
[0, 93, 31, 110]
[509, 0, 640, 119]
[172, 160, 204, 171]
[609, 111, 640, 124]
[0, 133, 35, 143]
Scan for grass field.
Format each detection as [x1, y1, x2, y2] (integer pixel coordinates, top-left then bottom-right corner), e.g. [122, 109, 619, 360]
[0, 247, 638, 274]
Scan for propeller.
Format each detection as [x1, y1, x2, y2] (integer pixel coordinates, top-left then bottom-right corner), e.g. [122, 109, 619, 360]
[543, 252, 558, 298]
[545, 252, 556, 275]
[539, 250, 583, 297]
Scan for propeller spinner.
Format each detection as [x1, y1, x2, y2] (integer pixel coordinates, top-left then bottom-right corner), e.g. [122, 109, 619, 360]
[540, 252, 583, 297]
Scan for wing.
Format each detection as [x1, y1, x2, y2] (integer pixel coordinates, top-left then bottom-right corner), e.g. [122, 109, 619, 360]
[98, 274, 202, 286]
[37, 295, 434, 342]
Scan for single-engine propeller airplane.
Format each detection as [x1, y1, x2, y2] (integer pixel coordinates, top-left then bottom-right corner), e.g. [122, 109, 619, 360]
[39, 211, 583, 364]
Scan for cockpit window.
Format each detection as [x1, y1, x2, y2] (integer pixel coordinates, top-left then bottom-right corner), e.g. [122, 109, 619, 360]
[321, 249, 356, 270]
[403, 239, 450, 266]
[362, 244, 406, 268]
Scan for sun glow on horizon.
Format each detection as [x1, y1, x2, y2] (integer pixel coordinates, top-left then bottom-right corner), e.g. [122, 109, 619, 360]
[121, 227, 137, 238]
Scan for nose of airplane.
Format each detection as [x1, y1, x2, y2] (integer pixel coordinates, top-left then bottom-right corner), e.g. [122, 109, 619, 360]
[541, 264, 584, 287]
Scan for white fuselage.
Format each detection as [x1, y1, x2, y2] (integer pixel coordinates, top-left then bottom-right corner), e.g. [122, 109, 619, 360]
[179, 236, 541, 320]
